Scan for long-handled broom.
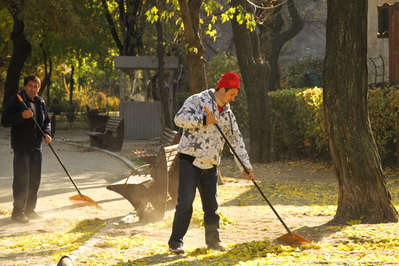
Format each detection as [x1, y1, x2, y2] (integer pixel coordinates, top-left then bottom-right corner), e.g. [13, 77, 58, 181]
[205, 106, 311, 245]
[17, 94, 101, 208]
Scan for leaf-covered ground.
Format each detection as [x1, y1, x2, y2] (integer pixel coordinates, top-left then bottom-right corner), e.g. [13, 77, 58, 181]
[1, 157, 399, 265]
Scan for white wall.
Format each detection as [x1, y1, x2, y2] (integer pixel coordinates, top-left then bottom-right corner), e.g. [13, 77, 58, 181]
[367, 0, 396, 84]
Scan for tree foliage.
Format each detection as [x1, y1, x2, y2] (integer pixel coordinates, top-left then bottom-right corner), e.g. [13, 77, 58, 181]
[1, 0, 119, 110]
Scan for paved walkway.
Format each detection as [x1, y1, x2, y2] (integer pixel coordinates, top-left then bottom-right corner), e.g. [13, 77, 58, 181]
[0, 126, 147, 264]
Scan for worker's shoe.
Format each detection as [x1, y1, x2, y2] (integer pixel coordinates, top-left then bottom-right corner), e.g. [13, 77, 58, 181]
[11, 214, 29, 224]
[207, 242, 225, 251]
[26, 211, 42, 220]
[56, 255, 73, 266]
[169, 246, 184, 255]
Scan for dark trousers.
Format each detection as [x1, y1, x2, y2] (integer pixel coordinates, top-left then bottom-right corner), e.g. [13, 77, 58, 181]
[12, 148, 42, 216]
[168, 159, 220, 248]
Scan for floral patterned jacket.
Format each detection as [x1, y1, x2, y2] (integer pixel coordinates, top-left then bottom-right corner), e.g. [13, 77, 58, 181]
[174, 89, 252, 171]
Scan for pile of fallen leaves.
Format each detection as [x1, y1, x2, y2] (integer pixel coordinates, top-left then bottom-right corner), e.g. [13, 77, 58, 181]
[94, 160, 399, 265]
[0, 218, 106, 264]
[2, 159, 399, 265]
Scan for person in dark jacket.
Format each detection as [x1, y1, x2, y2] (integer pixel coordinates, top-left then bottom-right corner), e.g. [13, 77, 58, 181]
[1, 74, 52, 223]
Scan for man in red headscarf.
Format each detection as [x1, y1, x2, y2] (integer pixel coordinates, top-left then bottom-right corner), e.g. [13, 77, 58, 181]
[168, 72, 255, 254]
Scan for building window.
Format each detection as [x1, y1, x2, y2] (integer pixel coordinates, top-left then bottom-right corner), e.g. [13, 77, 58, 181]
[377, 6, 389, 38]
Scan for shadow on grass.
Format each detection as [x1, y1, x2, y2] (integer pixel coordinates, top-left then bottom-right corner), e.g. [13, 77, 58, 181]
[291, 220, 351, 243]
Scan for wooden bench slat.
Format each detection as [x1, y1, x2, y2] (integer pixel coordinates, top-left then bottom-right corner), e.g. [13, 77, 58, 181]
[107, 121, 121, 126]
[165, 145, 178, 152]
[162, 135, 176, 141]
[104, 126, 120, 132]
[163, 131, 176, 137]
[86, 131, 101, 136]
[112, 175, 153, 185]
[106, 123, 119, 128]
[132, 127, 180, 163]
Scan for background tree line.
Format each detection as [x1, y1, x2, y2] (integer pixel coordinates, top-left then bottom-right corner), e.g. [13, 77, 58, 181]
[1, 0, 314, 163]
[1, 0, 397, 224]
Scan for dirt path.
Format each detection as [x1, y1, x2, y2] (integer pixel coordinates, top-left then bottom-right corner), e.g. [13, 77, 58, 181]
[0, 127, 142, 264]
[0, 126, 335, 265]
[3, 126, 396, 265]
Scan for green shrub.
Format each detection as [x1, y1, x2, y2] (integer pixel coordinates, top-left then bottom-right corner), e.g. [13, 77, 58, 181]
[269, 86, 399, 167]
[368, 87, 399, 166]
[269, 87, 328, 161]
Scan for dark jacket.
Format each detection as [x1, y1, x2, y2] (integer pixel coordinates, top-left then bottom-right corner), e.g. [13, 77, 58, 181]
[1, 90, 51, 150]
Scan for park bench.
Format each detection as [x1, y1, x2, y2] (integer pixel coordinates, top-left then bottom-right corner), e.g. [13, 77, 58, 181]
[106, 144, 179, 222]
[85, 116, 125, 151]
[132, 127, 180, 164]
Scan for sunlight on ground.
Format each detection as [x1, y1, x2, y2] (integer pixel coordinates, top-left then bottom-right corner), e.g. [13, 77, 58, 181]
[2, 160, 399, 265]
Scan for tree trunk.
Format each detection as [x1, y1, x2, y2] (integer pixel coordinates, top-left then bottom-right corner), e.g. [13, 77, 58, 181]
[324, 0, 398, 224]
[69, 66, 74, 104]
[3, 3, 32, 108]
[231, 0, 272, 163]
[38, 45, 53, 107]
[46, 57, 53, 107]
[125, 0, 144, 55]
[102, 0, 124, 55]
[268, 0, 304, 91]
[102, 0, 143, 56]
[156, 19, 171, 128]
[178, 0, 207, 95]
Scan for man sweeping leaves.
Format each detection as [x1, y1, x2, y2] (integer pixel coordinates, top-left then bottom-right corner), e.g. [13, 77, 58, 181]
[168, 72, 255, 254]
